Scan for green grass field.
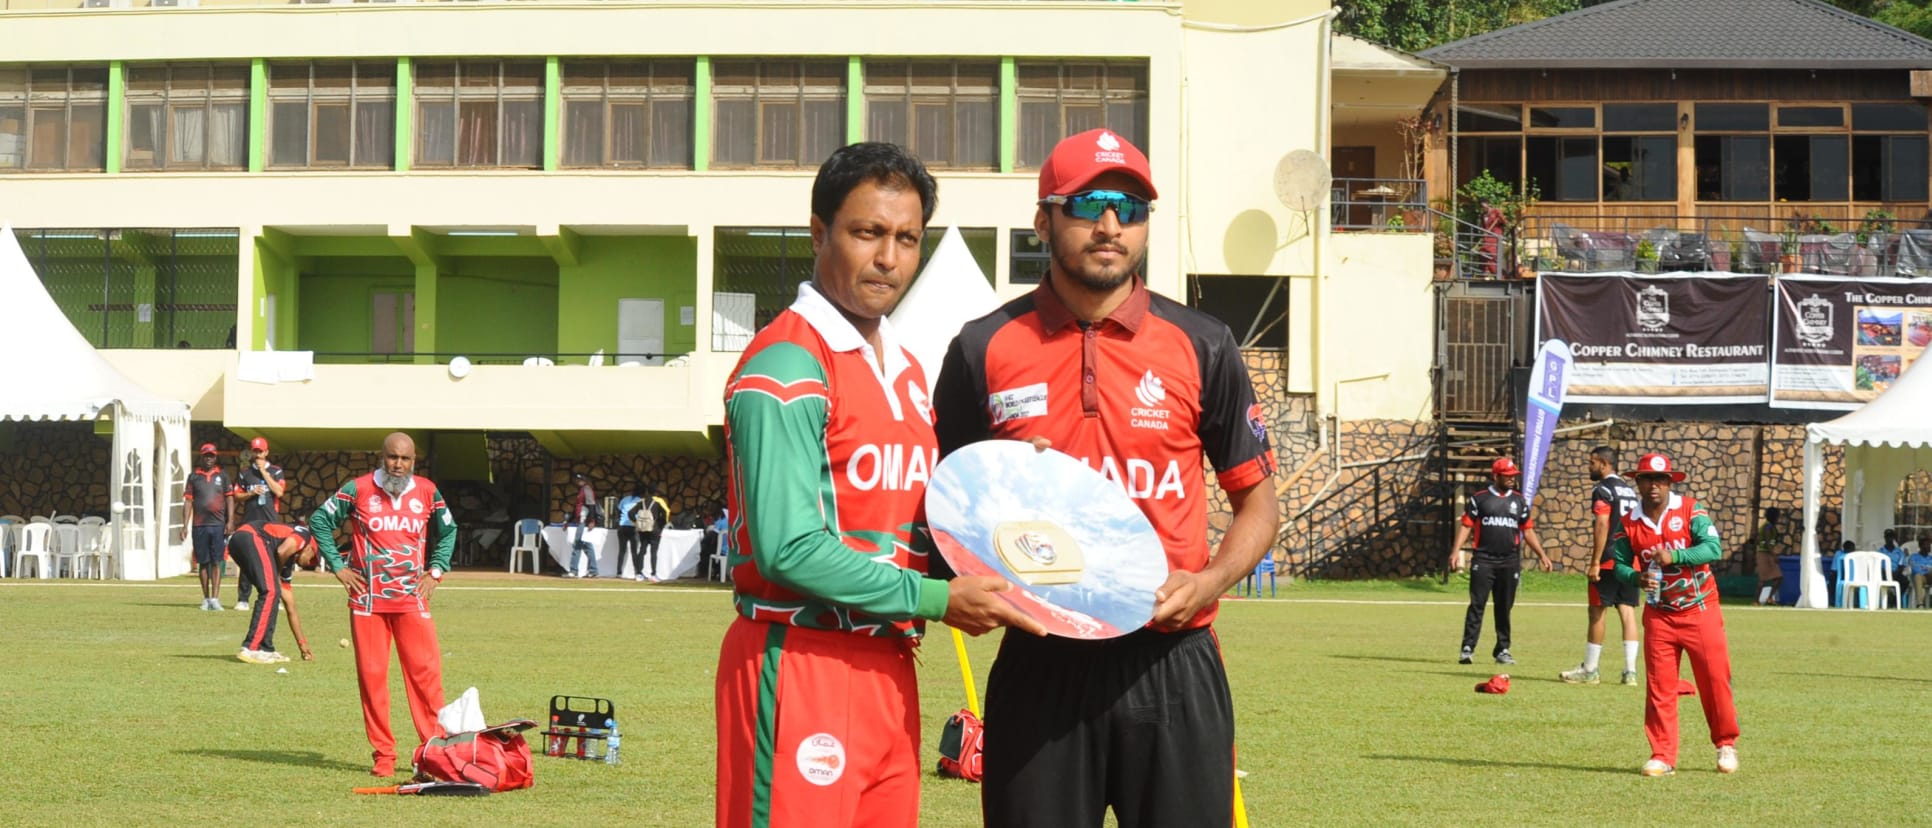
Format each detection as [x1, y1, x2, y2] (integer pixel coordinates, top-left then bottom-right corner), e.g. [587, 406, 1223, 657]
[3, 571, 1925, 826]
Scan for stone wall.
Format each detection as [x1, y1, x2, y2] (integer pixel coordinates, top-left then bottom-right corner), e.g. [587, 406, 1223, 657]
[0, 421, 110, 517]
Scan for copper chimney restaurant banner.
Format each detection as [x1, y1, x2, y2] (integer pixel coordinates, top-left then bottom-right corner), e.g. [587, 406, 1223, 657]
[1771, 276, 1932, 410]
[1535, 274, 1771, 404]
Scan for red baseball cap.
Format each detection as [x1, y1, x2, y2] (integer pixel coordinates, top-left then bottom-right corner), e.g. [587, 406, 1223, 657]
[197, 443, 217, 455]
[250, 436, 269, 452]
[1626, 452, 1687, 482]
[1475, 674, 1512, 694]
[1491, 457, 1520, 477]
[1037, 129, 1158, 200]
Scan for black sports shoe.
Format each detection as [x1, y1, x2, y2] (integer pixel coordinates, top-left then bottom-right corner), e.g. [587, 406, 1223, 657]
[1495, 650, 1516, 665]
[1458, 648, 1474, 664]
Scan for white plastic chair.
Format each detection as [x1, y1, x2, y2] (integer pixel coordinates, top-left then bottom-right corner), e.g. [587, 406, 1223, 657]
[14, 523, 52, 579]
[1842, 551, 1903, 610]
[51, 514, 79, 524]
[0, 519, 12, 578]
[522, 356, 555, 367]
[49, 523, 83, 578]
[28, 515, 51, 524]
[77, 523, 112, 579]
[509, 518, 543, 574]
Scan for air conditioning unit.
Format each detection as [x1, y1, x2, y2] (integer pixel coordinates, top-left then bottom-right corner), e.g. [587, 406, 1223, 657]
[152, 0, 198, 7]
[82, 0, 133, 9]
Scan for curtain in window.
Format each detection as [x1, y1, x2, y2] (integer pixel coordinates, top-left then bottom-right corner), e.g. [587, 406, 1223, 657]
[207, 103, 244, 167]
[356, 100, 393, 167]
[171, 107, 205, 165]
[457, 101, 496, 166]
[417, 102, 454, 166]
[564, 100, 603, 166]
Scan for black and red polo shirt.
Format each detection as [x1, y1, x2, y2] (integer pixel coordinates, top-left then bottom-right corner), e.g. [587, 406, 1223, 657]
[933, 276, 1276, 630]
[1590, 473, 1638, 569]
[186, 467, 230, 527]
[1460, 487, 1532, 567]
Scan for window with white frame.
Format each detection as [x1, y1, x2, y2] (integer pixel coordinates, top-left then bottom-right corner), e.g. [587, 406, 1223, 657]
[267, 61, 396, 169]
[125, 63, 249, 171]
[561, 59, 694, 169]
[414, 60, 543, 169]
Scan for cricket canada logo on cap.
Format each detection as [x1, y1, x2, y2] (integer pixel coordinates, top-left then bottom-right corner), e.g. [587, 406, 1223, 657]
[796, 733, 846, 787]
[1094, 130, 1125, 163]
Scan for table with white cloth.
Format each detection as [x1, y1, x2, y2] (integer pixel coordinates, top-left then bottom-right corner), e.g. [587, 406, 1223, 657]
[540, 525, 704, 580]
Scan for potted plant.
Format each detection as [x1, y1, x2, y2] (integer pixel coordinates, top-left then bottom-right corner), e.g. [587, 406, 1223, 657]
[1779, 228, 1802, 273]
[1635, 239, 1659, 273]
[1857, 208, 1895, 244]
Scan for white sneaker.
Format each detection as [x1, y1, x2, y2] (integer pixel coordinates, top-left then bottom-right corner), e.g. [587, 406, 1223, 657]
[634, 574, 645, 582]
[1640, 759, 1675, 777]
[210, 600, 225, 612]
[1717, 745, 1739, 774]
[263, 651, 291, 663]
[235, 601, 250, 612]
[237, 649, 276, 664]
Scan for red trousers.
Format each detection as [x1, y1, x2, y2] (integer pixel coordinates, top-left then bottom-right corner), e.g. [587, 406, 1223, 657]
[715, 617, 919, 828]
[350, 609, 446, 765]
[1642, 604, 1739, 764]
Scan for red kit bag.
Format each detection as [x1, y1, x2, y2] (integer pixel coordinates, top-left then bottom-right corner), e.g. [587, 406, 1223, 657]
[413, 719, 538, 792]
[936, 709, 985, 782]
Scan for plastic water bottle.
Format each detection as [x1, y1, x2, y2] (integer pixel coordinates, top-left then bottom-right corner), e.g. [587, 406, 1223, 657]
[1645, 559, 1663, 605]
[605, 722, 621, 766]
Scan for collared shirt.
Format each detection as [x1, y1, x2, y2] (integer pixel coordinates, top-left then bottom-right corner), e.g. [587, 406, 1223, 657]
[1462, 486, 1533, 566]
[186, 466, 231, 527]
[1590, 473, 1639, 568]
[720, 281, 946, 637]
[310, 470, 456, 615]
[1610, 492, 1724, 613]
[932, 276, 1276, 631]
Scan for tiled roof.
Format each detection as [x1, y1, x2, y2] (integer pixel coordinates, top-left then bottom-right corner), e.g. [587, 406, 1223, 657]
[1420, 0, 1932, 70]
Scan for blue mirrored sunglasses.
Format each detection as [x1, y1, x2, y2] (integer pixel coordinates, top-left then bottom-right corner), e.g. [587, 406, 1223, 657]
[1039, 189, 1155, 225]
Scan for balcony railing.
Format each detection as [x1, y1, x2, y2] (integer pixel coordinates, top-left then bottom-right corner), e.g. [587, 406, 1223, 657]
[1331, 177, 1427, 232]
[309, 351, 674, 366]
[1516, 214, 1932, 277]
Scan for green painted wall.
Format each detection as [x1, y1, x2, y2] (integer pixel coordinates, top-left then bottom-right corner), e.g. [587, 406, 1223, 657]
[394, 58, 413, 172]
[558, 236, 699, 358]
[251, 237, 300, 350]
[436, 257, 559, 358]
[693, 57, 711, 172]
[999, 57, 1017, 174]
[248, 59, 267, 173]
[295, 257, 414, 354]
[106, 62, 124, 174]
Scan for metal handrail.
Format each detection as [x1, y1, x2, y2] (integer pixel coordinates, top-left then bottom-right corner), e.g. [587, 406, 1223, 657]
[1279, 429, 1444, 579]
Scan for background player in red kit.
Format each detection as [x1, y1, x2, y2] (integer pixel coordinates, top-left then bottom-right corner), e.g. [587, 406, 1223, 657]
[933, 129, 1278, 828]
[227, 520, 320, 664]
[309, 431, 456, 777]
[714, 142, 1039, 828]
[1448, 457, 1553, 665]
[1610, 452, 1740, 777]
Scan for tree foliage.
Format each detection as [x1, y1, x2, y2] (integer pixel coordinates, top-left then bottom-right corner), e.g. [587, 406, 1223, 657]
[1336, 0, 1932, 54]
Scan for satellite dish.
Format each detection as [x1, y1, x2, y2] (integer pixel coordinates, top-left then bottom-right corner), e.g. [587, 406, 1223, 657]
[448, 355, 472, 379]
[1274, 150, 1332, 212]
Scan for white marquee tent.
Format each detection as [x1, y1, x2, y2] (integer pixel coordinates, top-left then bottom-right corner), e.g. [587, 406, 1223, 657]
[1800, 353, 1932, 607]
[889, 226, 1002, 388]
[0, 222, 192, 580]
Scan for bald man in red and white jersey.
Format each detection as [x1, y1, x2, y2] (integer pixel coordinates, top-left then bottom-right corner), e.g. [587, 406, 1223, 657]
[309, 431, 456, 778]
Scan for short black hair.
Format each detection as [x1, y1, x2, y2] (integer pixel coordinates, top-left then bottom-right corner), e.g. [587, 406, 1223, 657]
[1590, 445, 1618, 467]
[811, 142, 938, 227]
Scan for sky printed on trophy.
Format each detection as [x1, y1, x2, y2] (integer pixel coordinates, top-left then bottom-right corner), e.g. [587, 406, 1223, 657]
[928, 440, 1167, 635]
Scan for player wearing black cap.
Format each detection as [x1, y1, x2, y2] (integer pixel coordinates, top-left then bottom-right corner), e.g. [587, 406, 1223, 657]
[1448, 457, 1552, 664]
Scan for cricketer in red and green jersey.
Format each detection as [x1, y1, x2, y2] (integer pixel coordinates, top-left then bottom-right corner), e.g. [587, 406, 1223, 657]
[714, 281, 949, 828]
[1611, 457, 1739, 774]
[311, 466, 455, 777]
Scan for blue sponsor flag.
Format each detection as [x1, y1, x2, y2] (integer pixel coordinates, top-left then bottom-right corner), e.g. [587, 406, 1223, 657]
[1521, 339, 1574, 509]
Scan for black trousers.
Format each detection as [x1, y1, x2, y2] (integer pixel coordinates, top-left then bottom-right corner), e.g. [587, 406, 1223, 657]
[981, 627, 1234, 828]
[617, 527, 639, 575]
[638, 532, 661, 578]
[1461, 561, 1521, 655]
[227, 531, 283, 653]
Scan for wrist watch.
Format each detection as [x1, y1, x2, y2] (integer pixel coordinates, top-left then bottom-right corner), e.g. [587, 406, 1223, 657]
[429, 567, 445, 581]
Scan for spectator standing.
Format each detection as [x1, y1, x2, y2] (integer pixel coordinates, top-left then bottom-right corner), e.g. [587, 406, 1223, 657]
[185, 443, 233, 611]
[568, 472, 600, 579]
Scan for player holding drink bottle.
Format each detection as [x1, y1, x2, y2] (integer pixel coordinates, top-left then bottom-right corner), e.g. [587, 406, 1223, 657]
[1609, 452, 1740, 777]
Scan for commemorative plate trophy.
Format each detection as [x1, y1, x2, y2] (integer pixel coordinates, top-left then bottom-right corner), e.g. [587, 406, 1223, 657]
[926, 439, 1169, 640]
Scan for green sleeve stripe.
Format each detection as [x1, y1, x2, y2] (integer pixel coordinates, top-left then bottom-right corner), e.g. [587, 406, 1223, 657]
[309, 479, 357, 569]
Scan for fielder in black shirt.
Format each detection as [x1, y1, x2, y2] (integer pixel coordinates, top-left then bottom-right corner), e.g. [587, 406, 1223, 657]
[1448, 457, 1551, 665]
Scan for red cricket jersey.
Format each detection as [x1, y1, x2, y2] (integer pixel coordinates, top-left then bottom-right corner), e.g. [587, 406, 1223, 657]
[934, 277, 1276, 629]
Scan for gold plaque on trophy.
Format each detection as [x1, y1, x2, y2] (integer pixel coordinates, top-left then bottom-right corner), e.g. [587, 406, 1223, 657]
[994, 521, 1084, 585]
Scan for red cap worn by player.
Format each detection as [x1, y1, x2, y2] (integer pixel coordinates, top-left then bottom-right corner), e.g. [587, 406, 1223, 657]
[1624, 452, 1687, 482]
[250, 436, 269, 452]
[1491, 457, 1520, 477]
[198, 443, 217, 455]
[1037, 128, 1159, 199]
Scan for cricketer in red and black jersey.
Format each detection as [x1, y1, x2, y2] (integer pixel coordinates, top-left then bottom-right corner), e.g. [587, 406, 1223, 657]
[933, 278, 1277, 629]
[1451, 471, 1551, 663]
[934, 274, 1277, 828]
[1592, 474, 1640, 568]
